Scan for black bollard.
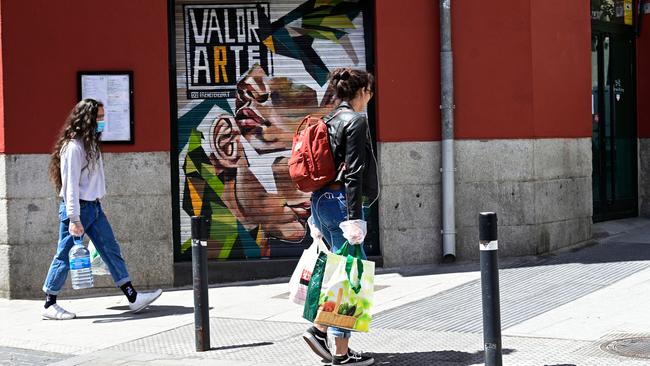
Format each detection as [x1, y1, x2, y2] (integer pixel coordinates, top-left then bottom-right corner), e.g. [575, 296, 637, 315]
[191, 216, 210, 352]
[479, 212, 502, 365]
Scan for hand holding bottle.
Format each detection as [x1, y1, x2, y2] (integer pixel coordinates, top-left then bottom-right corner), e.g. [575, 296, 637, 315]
[69, 221, 84, 236]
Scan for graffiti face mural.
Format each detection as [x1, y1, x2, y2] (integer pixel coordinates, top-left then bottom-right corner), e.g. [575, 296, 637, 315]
[175, 0, 369, 260]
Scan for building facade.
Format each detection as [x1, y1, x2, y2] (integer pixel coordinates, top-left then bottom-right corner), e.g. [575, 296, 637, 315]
[0, 0, 646, 298]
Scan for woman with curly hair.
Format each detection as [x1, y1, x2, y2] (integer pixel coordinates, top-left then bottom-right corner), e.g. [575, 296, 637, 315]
[41, 99, 162, 320]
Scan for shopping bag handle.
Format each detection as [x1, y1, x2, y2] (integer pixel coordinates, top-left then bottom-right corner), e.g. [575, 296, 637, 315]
[335, 241, 361, 256]
[336, 241, 364, 294]
[315, 237, 329, 253]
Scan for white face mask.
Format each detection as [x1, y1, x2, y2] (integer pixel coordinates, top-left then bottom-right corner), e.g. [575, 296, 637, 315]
[239, 137, 291, 194]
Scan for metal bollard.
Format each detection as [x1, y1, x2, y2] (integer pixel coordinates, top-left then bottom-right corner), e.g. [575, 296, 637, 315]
[479, 212, 502, 365]
[191, 216, 210, 352]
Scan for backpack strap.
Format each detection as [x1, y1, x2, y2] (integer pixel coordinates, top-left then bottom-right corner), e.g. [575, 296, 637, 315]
[294, 115, 313, 135]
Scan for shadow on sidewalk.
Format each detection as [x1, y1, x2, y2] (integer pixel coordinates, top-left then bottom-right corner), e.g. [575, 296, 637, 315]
[210, 342, 274, 351]
[369, 348, 514, 365]
[371, 218, 650, 279]
[378, 239, 650, 279]
[75, 305, 200, 323]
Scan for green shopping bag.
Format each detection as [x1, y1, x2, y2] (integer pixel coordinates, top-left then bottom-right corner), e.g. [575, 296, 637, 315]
[311, 242, 375, 332]
[303, 241, 360, 322]
[303, 250, 328, 322]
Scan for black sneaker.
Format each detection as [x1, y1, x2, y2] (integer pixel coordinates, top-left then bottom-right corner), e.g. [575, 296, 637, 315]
[332, 350, 374, 365]
[302, 326, 332, 362]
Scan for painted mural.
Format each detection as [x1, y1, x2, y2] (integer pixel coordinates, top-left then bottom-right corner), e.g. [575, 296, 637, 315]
[175, 0, 369, 260]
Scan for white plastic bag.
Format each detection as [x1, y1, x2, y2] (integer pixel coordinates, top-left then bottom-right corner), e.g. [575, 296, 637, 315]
[289, 236, 329, 305]
[307, 215, 323, 240]
[88, 241, 110, 276]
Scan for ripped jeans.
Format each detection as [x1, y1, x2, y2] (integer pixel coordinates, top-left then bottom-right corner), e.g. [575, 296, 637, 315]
[311, 186, 367, 339]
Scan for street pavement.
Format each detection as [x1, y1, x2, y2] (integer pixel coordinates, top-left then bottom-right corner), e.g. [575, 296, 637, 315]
[0, 347, 69, 365]
[2, 217, 650, 365]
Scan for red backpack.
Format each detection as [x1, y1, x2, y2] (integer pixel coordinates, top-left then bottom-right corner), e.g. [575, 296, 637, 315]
[288, 112, 339, 192]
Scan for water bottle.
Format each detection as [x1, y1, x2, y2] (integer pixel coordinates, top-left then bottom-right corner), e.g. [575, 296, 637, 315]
[69, 236, 93, 289]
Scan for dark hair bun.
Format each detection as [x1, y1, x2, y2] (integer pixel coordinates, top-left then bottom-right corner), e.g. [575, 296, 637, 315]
[328, 68, 373, 101]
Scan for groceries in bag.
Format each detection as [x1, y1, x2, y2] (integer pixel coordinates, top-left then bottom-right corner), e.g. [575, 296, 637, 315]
[305, 242, 375, 332]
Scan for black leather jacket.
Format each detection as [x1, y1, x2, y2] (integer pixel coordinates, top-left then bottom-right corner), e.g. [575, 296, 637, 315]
[323, 102, 379, 220]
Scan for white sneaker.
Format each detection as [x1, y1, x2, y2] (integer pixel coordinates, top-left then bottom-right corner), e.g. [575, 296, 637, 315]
[128, 289, 162, 313]
[42, 304, 76, 320]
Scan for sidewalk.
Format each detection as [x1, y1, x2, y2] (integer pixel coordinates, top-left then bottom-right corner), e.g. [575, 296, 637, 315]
[2, 217, 650, 365]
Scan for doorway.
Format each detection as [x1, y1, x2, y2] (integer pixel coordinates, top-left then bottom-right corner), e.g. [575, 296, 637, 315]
[591, 22, 638, 221]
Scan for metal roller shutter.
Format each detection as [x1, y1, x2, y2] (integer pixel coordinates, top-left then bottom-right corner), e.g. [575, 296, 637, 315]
[173, 0, 375, 262]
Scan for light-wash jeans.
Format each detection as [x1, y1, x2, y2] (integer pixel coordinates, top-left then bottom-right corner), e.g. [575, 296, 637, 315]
[42, 200, 131, 295]
[311, 186, 367, 339]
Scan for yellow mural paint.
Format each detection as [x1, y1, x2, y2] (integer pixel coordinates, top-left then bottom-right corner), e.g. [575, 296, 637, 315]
[187, 179, 203, 216]
[184, 157, 198, 175]
[315, 0, 333, 8]
[255, 225, 270, 257]
[256, 225, 264, 244]
[263, 36, 275, 54]
[624, 0, 633, 25]
[213, 46, 228, 83]
[306, 14, 354, 29]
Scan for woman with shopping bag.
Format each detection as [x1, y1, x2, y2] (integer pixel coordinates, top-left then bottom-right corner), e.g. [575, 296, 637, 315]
[301, 68, 378, 366]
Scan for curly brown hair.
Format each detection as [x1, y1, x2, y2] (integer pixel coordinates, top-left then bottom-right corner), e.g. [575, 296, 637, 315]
[48, 99, 103, 192]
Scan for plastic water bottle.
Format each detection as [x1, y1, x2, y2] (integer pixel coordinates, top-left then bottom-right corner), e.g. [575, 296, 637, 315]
[69, 236, 93, 289]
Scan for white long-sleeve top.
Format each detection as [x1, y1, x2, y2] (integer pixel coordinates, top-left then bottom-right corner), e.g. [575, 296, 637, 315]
[59, 139, 106, 222]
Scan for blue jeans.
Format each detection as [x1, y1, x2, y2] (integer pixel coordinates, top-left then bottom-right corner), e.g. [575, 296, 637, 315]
[311, 186, 367, 339]
[42, 200, 131, 295]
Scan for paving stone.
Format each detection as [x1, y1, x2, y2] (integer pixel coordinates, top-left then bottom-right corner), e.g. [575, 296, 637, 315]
[0, 346, 70, 366]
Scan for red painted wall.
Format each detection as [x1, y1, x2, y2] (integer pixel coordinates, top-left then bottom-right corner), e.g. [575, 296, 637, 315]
[530, 0, 591, 138]
[638, 10, 650, 138]
[0, 0, 595, 149]
[453, 0, 535, 139]
[374, 0, 440, 142]
[0, 0, 170, 154]
[374, 0, 591, 142]
[0, 2, 5, 153]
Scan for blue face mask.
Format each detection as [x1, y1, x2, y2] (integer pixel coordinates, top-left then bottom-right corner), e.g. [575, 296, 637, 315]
[96, 120, 105, 133]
